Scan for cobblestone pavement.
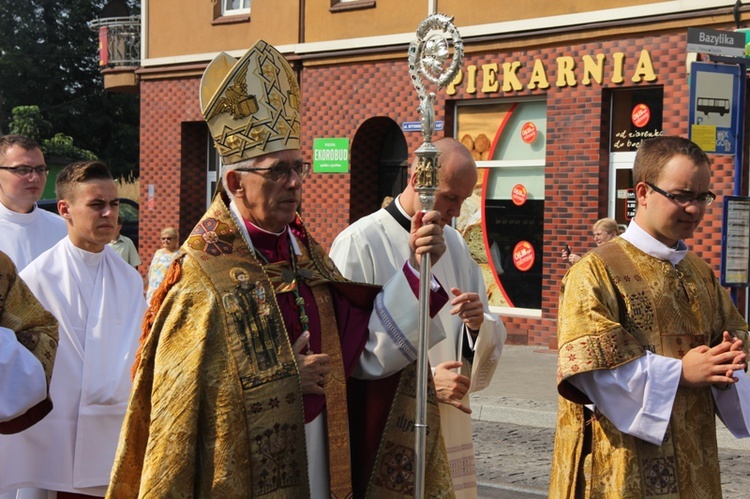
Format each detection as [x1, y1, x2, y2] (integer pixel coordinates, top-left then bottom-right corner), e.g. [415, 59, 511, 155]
[473, 420, 750, 498]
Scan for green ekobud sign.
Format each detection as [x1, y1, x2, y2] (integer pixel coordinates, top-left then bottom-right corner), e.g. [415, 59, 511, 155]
[313, 138, 349, 173]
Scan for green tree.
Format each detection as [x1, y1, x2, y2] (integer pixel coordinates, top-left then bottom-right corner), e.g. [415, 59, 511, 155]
[43, 133, 98, 162]
[8, 105, 53, 139]
[9, 105, 98, 162]
[0, 0, 140, 178]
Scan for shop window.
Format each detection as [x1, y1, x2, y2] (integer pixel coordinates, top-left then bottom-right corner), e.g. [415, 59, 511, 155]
[608, 87, 664, 226]
[455, 99, 546, 315]
[610, 87, 663, 153]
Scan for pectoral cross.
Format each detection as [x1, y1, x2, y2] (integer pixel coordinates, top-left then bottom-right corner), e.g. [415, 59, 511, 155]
[280, 267, 314, 286]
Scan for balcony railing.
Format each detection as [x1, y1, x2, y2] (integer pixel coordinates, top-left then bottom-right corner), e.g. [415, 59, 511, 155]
[89, 16, 140, 68]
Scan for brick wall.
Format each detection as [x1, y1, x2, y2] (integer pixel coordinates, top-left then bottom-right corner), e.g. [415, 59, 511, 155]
[300, 59, 428, 243]
[138, 77, 204, 278]
[139, 31, 743, 345]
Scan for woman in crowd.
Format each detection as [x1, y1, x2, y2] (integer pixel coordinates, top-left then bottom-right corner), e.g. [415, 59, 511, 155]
[145, 227, 180, 302]
[561, 217, 619, 265]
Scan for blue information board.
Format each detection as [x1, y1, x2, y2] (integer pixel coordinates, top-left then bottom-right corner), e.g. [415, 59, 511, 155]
[688, 62, 742, 155]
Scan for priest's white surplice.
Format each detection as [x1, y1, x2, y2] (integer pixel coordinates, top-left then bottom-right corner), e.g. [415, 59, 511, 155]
[0, 238, 146, 496]
[330, 203, 506, 498]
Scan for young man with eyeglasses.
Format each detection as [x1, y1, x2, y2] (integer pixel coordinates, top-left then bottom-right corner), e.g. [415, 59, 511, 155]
[108, 40, 453, 498]
[550, 136, 749, 497]
[0, 135, 67, 270]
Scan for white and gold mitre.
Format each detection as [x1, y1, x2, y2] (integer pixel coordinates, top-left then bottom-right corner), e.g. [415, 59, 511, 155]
[200, 39, 301, 165]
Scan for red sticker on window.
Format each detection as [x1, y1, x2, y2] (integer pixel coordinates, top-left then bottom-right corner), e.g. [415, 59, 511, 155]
[512, 241, 535, 272]
[631, 103, 650, 128]
[511, 184, 527, 206]
[521, 122, 537, 143]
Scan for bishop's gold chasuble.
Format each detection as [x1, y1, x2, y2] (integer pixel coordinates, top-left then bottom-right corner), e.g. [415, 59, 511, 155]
[108, 196, 453, 498]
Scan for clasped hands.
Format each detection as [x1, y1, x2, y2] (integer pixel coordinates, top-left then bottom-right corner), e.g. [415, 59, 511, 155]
[560, 247, 580, 265]
[680, 331, 747, 389]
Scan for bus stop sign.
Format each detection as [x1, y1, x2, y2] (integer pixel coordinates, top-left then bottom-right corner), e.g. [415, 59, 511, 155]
[688, 62, 742, 155]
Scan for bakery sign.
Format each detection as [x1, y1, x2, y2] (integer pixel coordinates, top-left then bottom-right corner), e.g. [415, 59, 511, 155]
[447, 49, 657, 95]
[631, 104, 650, 127]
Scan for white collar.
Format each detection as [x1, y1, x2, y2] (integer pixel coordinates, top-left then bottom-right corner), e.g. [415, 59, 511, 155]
[65, 237, 106, 266]
[0, 200, 39, 224]
[620, 220, 688, 266]
[394, 195, 411, 219]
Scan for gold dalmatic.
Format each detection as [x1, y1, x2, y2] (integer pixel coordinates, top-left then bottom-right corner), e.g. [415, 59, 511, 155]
[550, 238, 748, 498]
[0, 252, 58, 434]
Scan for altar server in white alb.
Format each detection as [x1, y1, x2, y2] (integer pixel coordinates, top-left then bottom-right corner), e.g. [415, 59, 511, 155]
[0, 135, 67, 271]
[330, 137, 506, 498]
[0, 160, 147, 498]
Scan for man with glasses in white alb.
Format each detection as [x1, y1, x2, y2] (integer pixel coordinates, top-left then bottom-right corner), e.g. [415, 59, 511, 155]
[0, 135, 67, 271]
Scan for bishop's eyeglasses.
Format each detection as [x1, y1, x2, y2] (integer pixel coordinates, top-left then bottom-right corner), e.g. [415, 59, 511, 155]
[234, 162, 311, 182]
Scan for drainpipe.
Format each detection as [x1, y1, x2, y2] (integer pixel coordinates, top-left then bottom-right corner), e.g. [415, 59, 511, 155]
[428, 0, 436, 15]
[299, 0, 305, 43]
[141, 0, 148, 63]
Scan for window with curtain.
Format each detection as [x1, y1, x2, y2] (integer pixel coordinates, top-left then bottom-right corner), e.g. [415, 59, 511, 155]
[223, 0, 250, 16]
[330, 0, 376, 10]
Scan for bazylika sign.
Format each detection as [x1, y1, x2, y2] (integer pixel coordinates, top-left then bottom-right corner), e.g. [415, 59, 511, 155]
[687, 27, 746, 58]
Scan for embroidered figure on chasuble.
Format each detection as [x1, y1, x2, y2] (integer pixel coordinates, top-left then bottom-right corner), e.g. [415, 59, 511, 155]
[226, 267, 280, 372]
